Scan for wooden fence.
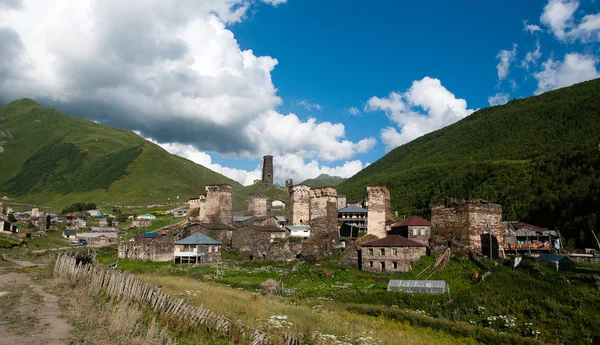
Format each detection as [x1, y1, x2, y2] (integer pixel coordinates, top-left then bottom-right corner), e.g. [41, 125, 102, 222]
[53, 253, 300, 345]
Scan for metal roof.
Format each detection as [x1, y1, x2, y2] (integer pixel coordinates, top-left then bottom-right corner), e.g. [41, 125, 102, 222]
[362, 235, 428, 247]
[274, 216, 287, 222]
[286, 225, 311, 231]
[338, 205, 368, 213]
[537, 254, 571, 262]
[387, 280, 449, 294]
[391, 216, 431, 227]
[175, 232, 221, 245]
[142, 232, 158, 238]
[233, 216, 254, 222]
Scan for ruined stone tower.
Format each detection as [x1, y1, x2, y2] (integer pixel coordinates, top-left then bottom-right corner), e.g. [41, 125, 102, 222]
[309, 187, 339, 237]
[203, 184, 233, 225]
[289, 184, 310, 225]
[248, 194, 268, 217]
[366, 185, 391, 238]
[262, 155, 274, 184]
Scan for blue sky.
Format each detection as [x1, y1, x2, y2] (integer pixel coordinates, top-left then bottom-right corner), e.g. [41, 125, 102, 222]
[1, 0, 599, 184]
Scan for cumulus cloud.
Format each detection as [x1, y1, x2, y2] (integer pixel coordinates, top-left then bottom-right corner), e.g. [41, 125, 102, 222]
[348, 106, 361, 115]
[146, 135, 366, 185]
[0, 0, 374, 167]
[524, 21, 543, 34]
[261, 0, 287, 6]
[534, 53, 600, 94]
[297, 99, 322, 111]
[496, 44, 518, 81]
[521, 40, 542, 71]
[488, 93, 510, 106]
[540, 0, 600, 42]
[366, 77, 474, 151]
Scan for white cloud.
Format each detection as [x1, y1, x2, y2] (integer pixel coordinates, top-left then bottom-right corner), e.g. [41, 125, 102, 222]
[261, 0, 287, 6]
[297, 99, 323, 111]
[366, 77, 474, 151]
[496, 44, 518, 81]
[0, 0, 374, 166]
[348, 106, 361, 115]
[510, 79, 518, 91]
[488, 93, 510, 106]
[534, 53, 600, 94]
[524, 21, 543, 34]
[145, 135, 366, 185]
[521, 40, 542, 71]
[540, 0, 600, 42]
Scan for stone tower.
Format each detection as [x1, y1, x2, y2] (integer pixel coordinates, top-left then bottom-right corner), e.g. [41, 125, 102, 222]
[366, 185, 391, 238]
[248, 194, 268, 217]
[204, 184, 233, 225]
[289, 184, 310, 225]
[309, 187, 338, 237]
[262, 155, 274, 184]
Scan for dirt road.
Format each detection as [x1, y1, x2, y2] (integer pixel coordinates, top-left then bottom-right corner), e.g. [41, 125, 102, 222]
[0, 260, 72, 345]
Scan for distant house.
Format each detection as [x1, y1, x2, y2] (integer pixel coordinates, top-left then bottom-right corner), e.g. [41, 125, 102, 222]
[503, 221, 560, 253]
[98, 218, 109, 227]
[274, 216, 287, 228]
[62, 230, 77, 239]
[174, 232, 221, 264]
[91, 227, 118, 232]
[71, 218, 87, 229]
[87, 210, 103, 217]
[77, 232, 117, 243]
[137, 213, 157, 220]
[286, 225, 311, 238]
[361, 235, 428, 273]
[271, 199, 285, 210]
[389, 216, 432, 246]
[132, 219, 152, 228]
[173, 209, 188, 218]
[536, 254, 575, 272]
[338, 205, 368, 238]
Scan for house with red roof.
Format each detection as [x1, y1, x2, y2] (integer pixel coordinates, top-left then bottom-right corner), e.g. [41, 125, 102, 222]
[389, 215, 431, 246]
[360, 235, 428, 273]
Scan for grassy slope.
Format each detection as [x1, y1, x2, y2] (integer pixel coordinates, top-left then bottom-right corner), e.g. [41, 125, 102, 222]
[0, 99, 242, 210]
[301, 174, 347, 188]
[338, 78, 600, 242]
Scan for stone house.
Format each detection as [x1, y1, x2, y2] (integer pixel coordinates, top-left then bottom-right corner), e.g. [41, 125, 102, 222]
[118, 235, 174, 262]
[361, 235, 428, 273]
[174, 232, 221, 264]
[183, 222, 236, 246]
[389, 216, 431, 246]
[338, 205, 368, 238]
[132, 218, 152, 228]
[71, 218, 87, 229]
[77, 232, 117, 243]
[231, 225, 290, 259]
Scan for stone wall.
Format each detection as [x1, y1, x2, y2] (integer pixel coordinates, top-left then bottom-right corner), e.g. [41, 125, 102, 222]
[361, 246, 427, 273]
[408, 225, 431, 246]
[430, 199, 503, 255]
[183, 223, 234, 246]
[231, 226, 297, 260]
[289, 184, 310, 226]
[337, 195, 347, 210]
[338, 234, 379, 268]
[367, 185, 391, 238]
[203, 184, 233, 225]
[248, 194, 268, 217]
[309, 187, 338, 238]
[262, 155, 274, 184]
[118, 240, 174, 262]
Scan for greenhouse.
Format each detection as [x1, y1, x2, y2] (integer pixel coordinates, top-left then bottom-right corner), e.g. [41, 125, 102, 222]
[387, 280, 449, 294]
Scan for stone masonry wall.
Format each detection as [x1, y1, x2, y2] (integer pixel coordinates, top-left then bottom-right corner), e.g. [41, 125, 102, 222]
[248, 194, 268, 217]
[309, 187, 338, 238]
[367, 185, 391, 238]
[289, 185, 310, 225]
[204, 184, 233, 225]
[467, 201, 504, 251]
[118, 240, 174, 262]
[361, 246, 427, 273]
[407, 225, 431, 246]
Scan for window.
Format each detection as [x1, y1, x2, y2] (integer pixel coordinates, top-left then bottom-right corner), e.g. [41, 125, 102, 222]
[413, 228, 418, 236]
[393, 262, 398, 269]
[380, 248, 385, 255]
[368, 248, 373, 256]
[215, 246, 219, 253]
[208, 246, 212, 253]
[369, 261, 373, 267]
[392, 248, 398, 256]
[381, 261, 386, 271]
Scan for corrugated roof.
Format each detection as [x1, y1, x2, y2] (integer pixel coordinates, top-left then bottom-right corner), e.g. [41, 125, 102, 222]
[91, 227, 117, 232]
[286, 225, 311, 231]
[274, 216, 287, 222]
[388, 280, 447, 289]
[142, 232, 158, 238]
[78, 233, 117, 238]
[63, 230, 77, 236]
[175, 232, 221, 245]
[233, 216, 254, 222]
[338, 205, 368, 213]
[362, 235, 427, 247]
[537, 254, 570, 262]
[391, 216, 431, 227]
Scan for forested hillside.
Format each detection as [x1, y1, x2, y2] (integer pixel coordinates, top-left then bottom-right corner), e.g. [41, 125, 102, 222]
[338, 78, 600, 248]
[301, 174, 347, 188]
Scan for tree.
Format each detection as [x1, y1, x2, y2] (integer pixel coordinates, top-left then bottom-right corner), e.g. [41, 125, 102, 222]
[7, 213, 16, 223]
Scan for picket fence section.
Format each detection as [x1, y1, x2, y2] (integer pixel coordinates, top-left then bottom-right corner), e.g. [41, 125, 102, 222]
[53, 254, 300, 345]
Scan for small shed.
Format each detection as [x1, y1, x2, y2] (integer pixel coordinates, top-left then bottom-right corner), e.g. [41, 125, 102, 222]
[62, 230, 77, 239]
[387, 280, 449, 294]
[536, 254, 575, 272]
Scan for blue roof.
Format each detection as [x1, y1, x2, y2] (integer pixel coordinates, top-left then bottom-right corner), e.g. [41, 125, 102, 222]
[175, 232, 221, 245]
[142, 232, 158, 238]
[338, 205, 368, 213]
[537, 254, 569, 262]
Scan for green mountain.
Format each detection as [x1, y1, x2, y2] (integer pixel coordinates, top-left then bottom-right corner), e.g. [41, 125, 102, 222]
[338, 78, 600, 248]
[0, 99, 242, 210]
[301, 174, 347, 188]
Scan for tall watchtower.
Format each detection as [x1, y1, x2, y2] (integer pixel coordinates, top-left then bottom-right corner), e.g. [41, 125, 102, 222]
[262, 155, 274, 184]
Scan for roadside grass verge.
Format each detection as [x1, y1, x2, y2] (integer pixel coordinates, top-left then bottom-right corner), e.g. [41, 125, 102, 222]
[0, 283, 42, 334]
